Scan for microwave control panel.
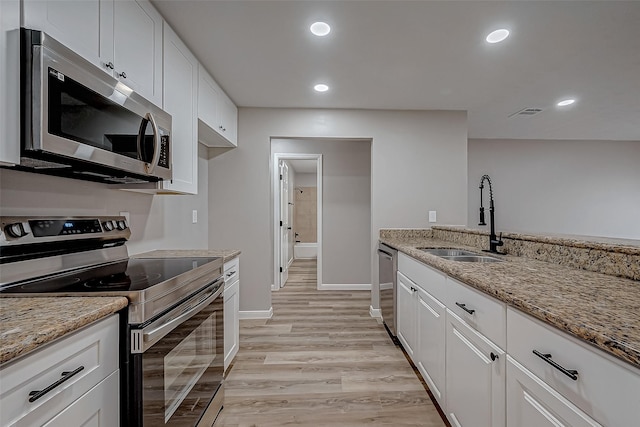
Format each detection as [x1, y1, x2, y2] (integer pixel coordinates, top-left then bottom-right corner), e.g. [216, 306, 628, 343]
[158, 135, 170, 169]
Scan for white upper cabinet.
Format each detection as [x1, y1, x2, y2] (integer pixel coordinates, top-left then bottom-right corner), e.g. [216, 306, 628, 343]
[0, 0, 20, 165]
[198, 64, 238, 147]
[23, 0, 163, 106]
[161, 22, 198, 195]
[22, 0, 113, 71]
[112, 0, 163, 106]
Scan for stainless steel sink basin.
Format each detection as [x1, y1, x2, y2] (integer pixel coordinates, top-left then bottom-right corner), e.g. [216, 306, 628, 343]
[420, 248, 480, 257]
[419, 248, 504, 263]
[440, 255, 504, 263]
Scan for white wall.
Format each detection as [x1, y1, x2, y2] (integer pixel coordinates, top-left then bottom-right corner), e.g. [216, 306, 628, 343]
[272, 138, 371, 286]
[468, 139, 640, 239]
[208, 108, 468, 313]
[295, 172, 317, 187]
[0, 145, 210, 253]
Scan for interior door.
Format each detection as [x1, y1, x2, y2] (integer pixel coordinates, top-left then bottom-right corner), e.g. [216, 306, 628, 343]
[279, 160, 290, 286]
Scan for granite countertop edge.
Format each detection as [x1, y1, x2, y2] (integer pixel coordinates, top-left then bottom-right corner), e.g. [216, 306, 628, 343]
[0, 297, 128, 366]
[380, 236, 640, 370]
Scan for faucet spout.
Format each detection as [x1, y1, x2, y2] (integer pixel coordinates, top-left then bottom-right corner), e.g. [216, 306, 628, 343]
[478, 175, 504, 254]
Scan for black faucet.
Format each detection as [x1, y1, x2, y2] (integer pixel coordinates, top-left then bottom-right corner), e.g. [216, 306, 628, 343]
[478, 174, 504, 254]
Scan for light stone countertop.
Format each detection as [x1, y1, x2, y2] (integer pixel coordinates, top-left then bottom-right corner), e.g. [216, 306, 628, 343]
[380, 235, 640, 370]
[0, 297, 128, 365]
[133, 249, 241, 263]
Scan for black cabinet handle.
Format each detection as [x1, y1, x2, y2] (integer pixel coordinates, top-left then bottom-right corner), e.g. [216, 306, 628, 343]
[455, 302, 475, 315]
[28, 366, 85, 403]
[533, 350, 578, 381]
[490, 352, 499, 361]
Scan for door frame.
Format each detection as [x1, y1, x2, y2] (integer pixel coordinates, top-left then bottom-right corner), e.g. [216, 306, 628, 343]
[272, 153, 323, 290]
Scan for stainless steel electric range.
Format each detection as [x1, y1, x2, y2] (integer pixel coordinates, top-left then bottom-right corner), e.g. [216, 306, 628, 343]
[0, 216, 225, 426]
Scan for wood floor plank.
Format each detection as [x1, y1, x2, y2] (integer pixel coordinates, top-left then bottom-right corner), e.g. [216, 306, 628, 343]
[216, 258, 447, 427]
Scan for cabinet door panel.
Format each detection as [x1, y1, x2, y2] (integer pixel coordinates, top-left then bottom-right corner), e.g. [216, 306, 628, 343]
[42, 371, 119, 427]
[113, 0, 162, 105]
[0, 0, 20, 165]
[446, 310, 505, 427]
[22, 0, 113, 72]
[224, 279, 240, 371]
[396, 271, 417, 358]
[416, 288, 446, 407]
[162, 23, 198, 194]
[507, 356, 602, 427]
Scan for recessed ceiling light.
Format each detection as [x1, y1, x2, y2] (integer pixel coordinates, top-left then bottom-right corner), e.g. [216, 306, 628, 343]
[310, 22, 331, 37]
[486, 29, 510, 44]
[314, 83, 329, 93]
[557, 99, 576, 107]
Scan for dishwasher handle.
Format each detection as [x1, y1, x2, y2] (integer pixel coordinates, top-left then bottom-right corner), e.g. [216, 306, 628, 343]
[378, 249, 394, 260]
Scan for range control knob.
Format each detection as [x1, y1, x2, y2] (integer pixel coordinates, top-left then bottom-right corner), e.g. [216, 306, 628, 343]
[102, 220, 115, 231]
[5, 223, 28, 238]
[116, 220, 127, 230]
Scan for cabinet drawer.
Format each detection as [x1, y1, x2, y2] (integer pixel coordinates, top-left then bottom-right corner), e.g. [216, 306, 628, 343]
[224, 257, 240, 285]
[0, 314, 119, 427]
[445, 278, 506, 349]
[398, 253, 446, 303]
[507, 308, 640, 427]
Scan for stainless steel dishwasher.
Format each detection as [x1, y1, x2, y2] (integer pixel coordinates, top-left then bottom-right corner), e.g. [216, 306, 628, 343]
[378, 243, 398, 340]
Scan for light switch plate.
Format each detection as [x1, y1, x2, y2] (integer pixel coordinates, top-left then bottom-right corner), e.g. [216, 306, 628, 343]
[192, 210, 198, 224]
[428, 211, 437, 223]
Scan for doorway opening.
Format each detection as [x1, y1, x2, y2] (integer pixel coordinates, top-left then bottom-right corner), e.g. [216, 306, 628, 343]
[272, 153, 323, 290]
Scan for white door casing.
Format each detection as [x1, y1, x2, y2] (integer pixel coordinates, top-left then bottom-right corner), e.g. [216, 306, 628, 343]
[279, 160, 290, 286]
[272, 153, 322, 290]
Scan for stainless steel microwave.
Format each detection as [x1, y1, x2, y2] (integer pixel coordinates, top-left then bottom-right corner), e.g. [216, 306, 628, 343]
[18, 29, 171, 184]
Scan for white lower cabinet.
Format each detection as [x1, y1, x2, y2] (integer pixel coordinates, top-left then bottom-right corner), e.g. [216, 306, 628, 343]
[0, 314, 119, 427]
[506, 356, 601, 427]
[396, 271, 418, 358]
[224, 257, 240, 371]
[445, 310, 505, 427]
[42, 371, 120, 427]
[394, 250, 640, 427]
[415, 286, 446, 407]
[507, 308, 640, 427]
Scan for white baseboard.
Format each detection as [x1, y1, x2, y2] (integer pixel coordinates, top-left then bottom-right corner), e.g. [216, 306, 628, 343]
[318, 283, 371, 291]
[271, 283, 278, 291]
[239, 307, 273, 319]
[369, 305, 382, 319]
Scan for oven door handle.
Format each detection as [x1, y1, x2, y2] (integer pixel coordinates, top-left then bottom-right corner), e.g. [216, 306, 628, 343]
[135, 279, 223, 352]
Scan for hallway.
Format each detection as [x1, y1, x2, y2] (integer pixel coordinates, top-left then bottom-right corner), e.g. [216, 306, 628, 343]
[216, 259, 446, 426]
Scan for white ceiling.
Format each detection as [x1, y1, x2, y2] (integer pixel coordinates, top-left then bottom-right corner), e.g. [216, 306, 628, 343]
[152, 0, 640, 141]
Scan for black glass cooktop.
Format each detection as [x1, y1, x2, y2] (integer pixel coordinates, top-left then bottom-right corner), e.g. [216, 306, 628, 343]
[0, 257, 220, 294]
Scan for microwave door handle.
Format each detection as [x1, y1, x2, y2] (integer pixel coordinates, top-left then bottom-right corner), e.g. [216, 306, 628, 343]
[144, 112, 161, 174]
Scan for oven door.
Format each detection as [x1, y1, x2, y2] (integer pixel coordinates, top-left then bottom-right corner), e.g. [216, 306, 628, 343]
[127, 278, 224, 426]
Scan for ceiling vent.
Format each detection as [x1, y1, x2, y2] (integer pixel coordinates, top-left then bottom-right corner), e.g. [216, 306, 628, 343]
[509, 107, 543, 118]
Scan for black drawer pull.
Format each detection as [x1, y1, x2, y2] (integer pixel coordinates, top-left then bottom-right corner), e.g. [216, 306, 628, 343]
[455, 302, 475, 315]
[28, 366, 85, 403]
[490, 352, 499, 361]
[533, 350, 578, 381]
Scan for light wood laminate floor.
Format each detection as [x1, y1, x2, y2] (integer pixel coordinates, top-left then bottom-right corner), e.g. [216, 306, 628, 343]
[216, 259, 447, 426]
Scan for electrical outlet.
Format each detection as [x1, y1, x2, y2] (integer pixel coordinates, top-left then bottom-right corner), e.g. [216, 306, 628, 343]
[192, 210, 198, 224]
[119, 211, 130, 224]
[428, 211, 437, 223]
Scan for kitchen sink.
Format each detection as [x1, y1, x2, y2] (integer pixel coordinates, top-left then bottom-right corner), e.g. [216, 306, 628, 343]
[440, 255, 504, 263]
[419, 248, 504, 263]
[419, 248, 480, 257]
